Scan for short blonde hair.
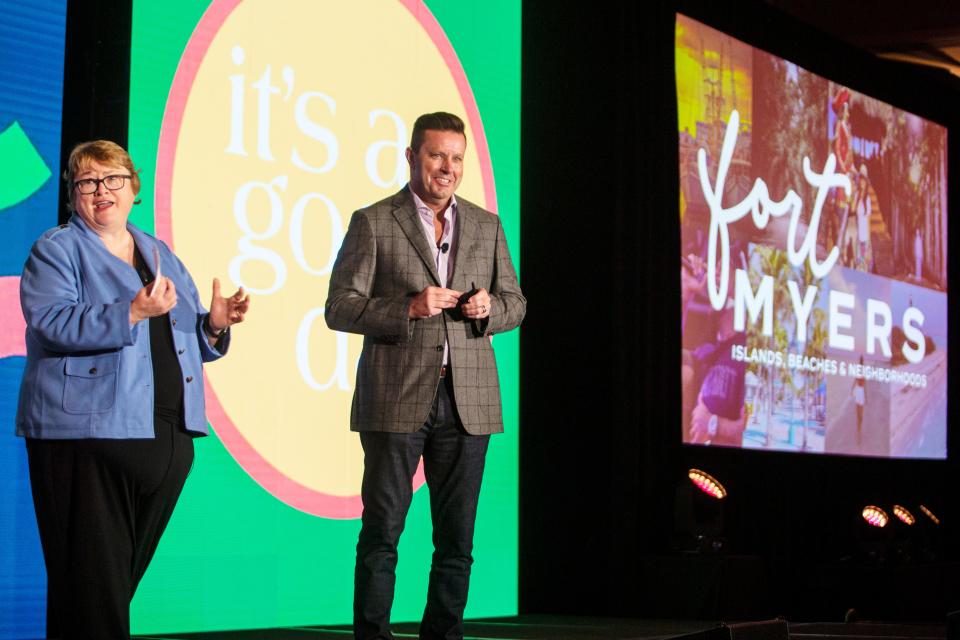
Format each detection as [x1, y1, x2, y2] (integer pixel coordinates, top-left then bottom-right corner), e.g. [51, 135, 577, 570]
[63, 140, 141, 208]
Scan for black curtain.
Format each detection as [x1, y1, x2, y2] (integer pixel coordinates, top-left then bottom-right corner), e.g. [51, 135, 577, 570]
[58, 0, 131, 221]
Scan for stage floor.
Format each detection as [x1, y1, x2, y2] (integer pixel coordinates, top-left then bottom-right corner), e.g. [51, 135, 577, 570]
[134, 617, 948, 640]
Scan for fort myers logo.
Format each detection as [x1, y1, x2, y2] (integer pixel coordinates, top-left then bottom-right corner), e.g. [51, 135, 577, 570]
[154, 0, 496, 518]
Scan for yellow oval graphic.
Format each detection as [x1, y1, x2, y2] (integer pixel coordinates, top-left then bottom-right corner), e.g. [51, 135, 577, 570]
[155, 0, 496, 518]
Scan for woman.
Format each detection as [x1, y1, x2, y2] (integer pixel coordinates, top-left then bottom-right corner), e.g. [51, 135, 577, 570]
[16, 140, 250, 638]
[851, 356, 866, 446]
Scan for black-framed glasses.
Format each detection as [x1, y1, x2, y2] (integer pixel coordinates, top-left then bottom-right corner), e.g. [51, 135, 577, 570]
[73, 174, 132, 195]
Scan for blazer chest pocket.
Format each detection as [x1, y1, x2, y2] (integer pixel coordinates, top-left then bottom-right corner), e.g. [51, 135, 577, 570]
[62, 353, 120, 414]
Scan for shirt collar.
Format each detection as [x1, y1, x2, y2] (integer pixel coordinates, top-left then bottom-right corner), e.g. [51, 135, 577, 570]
[410, 188, 457, 223]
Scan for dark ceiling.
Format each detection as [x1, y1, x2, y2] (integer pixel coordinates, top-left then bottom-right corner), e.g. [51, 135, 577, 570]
[764, 0, 960, 76]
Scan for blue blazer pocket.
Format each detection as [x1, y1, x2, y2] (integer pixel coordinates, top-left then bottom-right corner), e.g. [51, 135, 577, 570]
[62, 352, 120, 414]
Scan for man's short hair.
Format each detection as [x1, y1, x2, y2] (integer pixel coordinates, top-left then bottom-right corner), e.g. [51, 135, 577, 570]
[410, 112, 466, 152]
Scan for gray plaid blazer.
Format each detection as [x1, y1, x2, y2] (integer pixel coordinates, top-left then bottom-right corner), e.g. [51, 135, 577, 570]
[325, 187, 525, 435]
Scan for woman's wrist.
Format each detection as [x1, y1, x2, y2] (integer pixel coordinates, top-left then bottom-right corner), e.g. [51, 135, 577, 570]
[204, 315, 227, 338]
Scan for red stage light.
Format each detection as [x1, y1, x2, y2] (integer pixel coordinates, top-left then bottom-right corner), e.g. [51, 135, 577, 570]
[688, 469, 727, 499]
[862, 505, 889, 528]
[892, 505, 915, 526]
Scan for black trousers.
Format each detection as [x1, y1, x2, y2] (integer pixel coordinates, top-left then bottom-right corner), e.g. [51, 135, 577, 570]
[354, 374, 491, 640]
[26, 413, 194, 639]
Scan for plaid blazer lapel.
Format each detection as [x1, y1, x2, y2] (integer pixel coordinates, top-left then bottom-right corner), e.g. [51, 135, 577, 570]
[392, 190, 441, 285]
[449, 201, 479, 290]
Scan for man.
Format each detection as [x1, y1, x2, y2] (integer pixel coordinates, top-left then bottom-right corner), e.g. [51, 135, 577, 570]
[325, 112, 525, 640]
[686, 300, 747, 446]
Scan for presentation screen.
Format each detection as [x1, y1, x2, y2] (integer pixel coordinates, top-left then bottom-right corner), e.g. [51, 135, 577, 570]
[129, 0, 520, 633]
[677, 14, 948, 459]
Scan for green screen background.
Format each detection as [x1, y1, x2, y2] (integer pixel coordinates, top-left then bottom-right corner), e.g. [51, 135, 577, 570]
[128, 1, 520, 632]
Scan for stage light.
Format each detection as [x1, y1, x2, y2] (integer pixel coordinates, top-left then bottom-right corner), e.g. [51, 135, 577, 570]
[892, 505, 915, 526]
[919, 504, 940, 525]
[672, 469, 728, 553]
[912, 504, 943, 563]
[887, 504, 920, 565]
[862, 505, 889, 528]
[854, 503, 894, 564]
[688, 468, 727, 499]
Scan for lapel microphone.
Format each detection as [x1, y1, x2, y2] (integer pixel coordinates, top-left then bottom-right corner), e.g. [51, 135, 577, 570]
[439, 242, 449, 254]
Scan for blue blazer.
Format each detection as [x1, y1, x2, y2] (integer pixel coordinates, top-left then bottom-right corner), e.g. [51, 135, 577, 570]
[16, 214, 229, 439]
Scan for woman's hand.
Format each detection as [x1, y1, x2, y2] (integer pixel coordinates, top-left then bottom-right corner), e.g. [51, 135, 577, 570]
[208, 277, 250, 333]
[130, 277, 177, 324]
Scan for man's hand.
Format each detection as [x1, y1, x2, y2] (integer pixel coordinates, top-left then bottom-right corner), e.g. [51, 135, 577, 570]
[689, 396, 714, 443]
[461, 287, 491, 320]
[689, 394, 746, 445]
[409, 286, 462, 319]
[681, 254, 706, 306]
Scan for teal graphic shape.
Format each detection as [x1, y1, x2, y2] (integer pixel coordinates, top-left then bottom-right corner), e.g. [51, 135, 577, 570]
[0, 121, 52, 211]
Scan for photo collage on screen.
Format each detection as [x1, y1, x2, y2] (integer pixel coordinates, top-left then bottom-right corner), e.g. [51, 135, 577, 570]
[677, 14, 948, 459]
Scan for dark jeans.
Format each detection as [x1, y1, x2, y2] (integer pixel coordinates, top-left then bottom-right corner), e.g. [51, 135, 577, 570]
[354, 375, 490, 640]
[26, 414, 194, 640]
